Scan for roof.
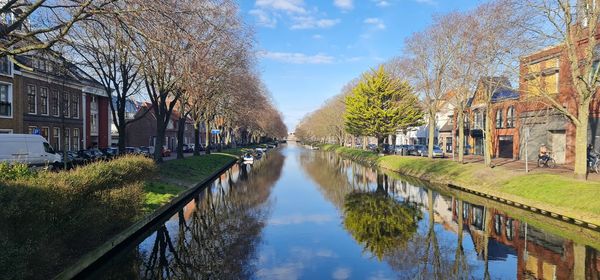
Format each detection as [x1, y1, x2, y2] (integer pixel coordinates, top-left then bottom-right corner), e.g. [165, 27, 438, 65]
[491, 87, 519, 103]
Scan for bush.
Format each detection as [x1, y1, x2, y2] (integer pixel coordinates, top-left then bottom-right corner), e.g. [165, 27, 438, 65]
[0, 155, 156, 280]
[0, 162, 34, 181]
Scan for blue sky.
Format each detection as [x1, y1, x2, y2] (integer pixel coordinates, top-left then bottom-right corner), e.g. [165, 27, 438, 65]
[239, 0, 484, 130]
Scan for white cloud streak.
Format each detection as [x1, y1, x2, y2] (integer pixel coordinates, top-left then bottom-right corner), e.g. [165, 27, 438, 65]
[259, 51, 336, 64]
[334, 0, 353, 10]
[364, 17, 386, 29]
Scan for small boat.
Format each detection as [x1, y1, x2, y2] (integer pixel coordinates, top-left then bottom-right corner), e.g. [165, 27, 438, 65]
[242, 153, 254, 163]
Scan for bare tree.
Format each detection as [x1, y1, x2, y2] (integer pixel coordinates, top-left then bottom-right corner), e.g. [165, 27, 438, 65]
[0, 0, 123, 59]
[516, 0, 600, 178]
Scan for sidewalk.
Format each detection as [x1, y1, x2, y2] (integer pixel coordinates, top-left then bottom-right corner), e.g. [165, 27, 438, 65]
[442, 154, 600, 181]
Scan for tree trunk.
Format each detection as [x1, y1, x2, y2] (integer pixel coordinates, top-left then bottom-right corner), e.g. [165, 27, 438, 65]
[362, 136, 367, 150]
[204, 119, 211, 154]
[574, 101, 590, 179]
[377, 136, 384, 153]
[193, 121, 201, 156]
[154, 118, 166, 163]
[176, 117, 185, 159]
[484, 106, 493, 167]
[117, 123, 127, 153]
[428, 113, 436, 159]
[458, 110, 465, 163]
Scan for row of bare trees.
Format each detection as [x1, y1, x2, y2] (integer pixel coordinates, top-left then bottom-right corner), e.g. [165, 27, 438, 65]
[1, 0, 287, 162]
[297, 0, 600, 178]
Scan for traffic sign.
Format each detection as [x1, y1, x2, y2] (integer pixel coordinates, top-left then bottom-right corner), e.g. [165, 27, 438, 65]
[211, 129, 221, 135]
[32, 128, 40, 135]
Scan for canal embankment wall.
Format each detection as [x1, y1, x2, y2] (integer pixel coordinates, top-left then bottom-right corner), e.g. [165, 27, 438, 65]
[320, 144, 600, 230]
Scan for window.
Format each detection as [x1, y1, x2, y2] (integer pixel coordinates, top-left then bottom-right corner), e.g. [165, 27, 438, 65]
[41, 127, 49, 141]
[73, 128, 80, 151]
[43, 142, 55, 154]
[495, 109, 503, 128]
[40, 87, 48, 115]
[71, 94, 79, 118]
[61, 92, 70, 117]
[0, 83, 12, 117]
[0, 56, 11, 75]
[64, 128, 70, 151]
[0, 129, 13, 134]
[506, 106, 515, 128]
[446, 137, 453, 153]
[51, 90, 59, 116]
[27, 85, 36, 114]
[90, 95, 98, 111]
[90, 112, 98, 135]
[53, 127, 60, 150]
[505, 219, 514, 241]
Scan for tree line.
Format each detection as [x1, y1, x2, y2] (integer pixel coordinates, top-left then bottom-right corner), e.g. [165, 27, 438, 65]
[1, 0, 287, 162]
[296, 0, 600, 178]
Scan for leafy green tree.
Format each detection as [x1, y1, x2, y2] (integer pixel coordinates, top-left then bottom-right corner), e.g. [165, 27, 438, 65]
[343, 189, 422, 260]
[344, 66, 423, 152]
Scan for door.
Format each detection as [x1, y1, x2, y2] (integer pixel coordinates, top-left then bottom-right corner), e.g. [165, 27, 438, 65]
[498, 136, 514, 158]
[551, 131, 566, 164]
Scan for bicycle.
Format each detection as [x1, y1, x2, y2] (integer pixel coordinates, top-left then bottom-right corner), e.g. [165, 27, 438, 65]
[537, 153, 556, 168]
[588, 154, 600, 173]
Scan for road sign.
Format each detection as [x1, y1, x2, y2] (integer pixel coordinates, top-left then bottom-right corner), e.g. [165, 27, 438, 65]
[32, 128, 40, 135]
[211, 129, 221, 135]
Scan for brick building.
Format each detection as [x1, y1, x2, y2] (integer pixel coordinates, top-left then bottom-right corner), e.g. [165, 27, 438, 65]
[0, 52, 109, 151]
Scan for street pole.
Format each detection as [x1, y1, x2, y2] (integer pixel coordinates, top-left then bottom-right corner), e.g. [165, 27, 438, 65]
[525, 128, 529, 173]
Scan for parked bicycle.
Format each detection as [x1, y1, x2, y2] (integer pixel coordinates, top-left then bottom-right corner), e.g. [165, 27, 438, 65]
[537, 152, 556, 168]
[588, 152, 600, 173]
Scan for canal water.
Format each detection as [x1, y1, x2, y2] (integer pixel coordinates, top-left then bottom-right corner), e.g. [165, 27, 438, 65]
[94, 143, 600, 279]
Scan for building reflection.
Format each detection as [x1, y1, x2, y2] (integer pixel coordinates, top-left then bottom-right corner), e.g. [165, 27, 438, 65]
[302, 150, 600, 280]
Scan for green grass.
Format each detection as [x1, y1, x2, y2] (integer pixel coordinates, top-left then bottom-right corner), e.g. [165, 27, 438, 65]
[159, 153, 237, 183]
[143, 181, 185, 213]
[322, 144, 600, 225]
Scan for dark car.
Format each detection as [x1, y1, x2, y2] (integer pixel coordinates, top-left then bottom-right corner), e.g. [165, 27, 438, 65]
[138, 146, 152, 157]
[88, 148, 107, 161]
[182, 144, 194, 153]
[124, 147, 141, 155]
[77, 150, 95, 163]
[413, 145, 427, 156]
[100, 147, 118, 159]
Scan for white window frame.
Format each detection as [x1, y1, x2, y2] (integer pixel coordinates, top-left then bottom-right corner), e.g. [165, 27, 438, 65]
[0, 56, 13, 77]
[64, 128, 71, 151]
[53, 127, 61, 151]
[0, 82, 12, 119]
[27, 84, 37, 115]
[51, 90, 59, 117]
[73, 128, 80, 151]
[40, 87, 49, 116]
[62, 92, 70, 118]
[72, 93, 79, 119]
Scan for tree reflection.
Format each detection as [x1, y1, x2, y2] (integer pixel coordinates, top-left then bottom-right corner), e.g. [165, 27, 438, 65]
[343, 173, 422, 260]
[132, 151, 285, 279]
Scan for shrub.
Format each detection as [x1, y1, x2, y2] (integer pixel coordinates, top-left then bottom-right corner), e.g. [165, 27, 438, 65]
[0, 162, 34, 181]
[0, 155, 156, 279]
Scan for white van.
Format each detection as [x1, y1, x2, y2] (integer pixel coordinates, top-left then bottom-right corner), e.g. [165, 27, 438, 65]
[0, 134, 62, 168]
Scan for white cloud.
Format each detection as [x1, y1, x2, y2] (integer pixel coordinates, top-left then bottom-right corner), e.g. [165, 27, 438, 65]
[291, 17, 340, 29]
[371, 0, 390, 7]
[415, 0, 437, 5]
[332, 267, 352, 280]
[312, 34, 323, 39]
[249, 9, 277, 28]
[364, 17, 386, 29]
[255, 0, 306, 14]
[250, 0, 340, 30]
[334, 0, 353, 10]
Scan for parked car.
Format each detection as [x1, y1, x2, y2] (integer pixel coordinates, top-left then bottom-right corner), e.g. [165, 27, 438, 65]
[100, 147, 118, 159]
[138, 146, 152, 157]
[88, 148, 107, 161]
[367, 144, 377, 151]
[242, 152, 254, 163]
[0, 134, 62, 169]
[421, 145, 445, 158]
[124, 147, 141, 155]
[182, 144, 194, 153]
[77, 150, 95, 163]
[413, 145, 427, 156]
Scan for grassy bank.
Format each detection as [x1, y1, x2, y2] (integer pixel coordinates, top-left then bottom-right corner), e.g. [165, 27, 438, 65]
[321, 144, 379, 167]
[144, 153, 238, 212]
[0, 156, 155, 279]
[322, 144, 600, 226]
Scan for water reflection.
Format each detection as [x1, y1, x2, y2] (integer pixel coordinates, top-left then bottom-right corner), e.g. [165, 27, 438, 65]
[300, 150, 600, 279]
[91, 146, 600, 279]
[96, 151, 285, 279]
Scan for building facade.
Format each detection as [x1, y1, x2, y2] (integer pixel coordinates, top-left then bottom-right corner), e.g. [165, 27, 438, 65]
[0, 53, 108, 151]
